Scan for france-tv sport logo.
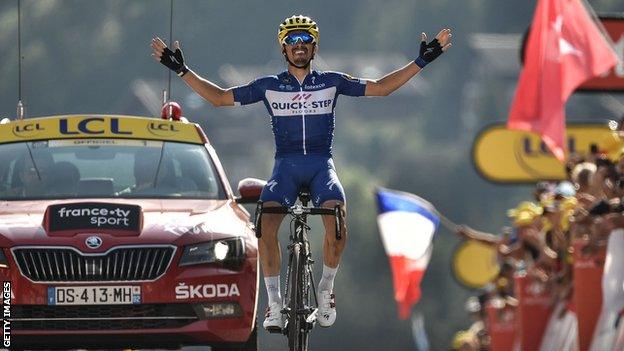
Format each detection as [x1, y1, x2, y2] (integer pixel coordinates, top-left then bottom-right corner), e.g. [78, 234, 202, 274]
[45, 203, 142, 234]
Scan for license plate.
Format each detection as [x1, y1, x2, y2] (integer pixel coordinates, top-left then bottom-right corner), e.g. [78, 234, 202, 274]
[48, 285, 141, 305]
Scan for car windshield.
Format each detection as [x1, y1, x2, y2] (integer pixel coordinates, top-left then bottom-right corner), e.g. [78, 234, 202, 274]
[0, 139, 225, 200]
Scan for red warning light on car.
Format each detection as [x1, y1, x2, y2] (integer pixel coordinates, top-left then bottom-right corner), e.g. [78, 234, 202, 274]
[161, 101, 182, 121]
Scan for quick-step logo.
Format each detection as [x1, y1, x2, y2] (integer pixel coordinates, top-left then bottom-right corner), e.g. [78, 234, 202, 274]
[266, 87, 336, 116]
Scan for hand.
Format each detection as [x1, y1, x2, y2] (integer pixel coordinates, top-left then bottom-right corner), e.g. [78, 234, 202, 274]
[414, 28, 452, 68]
[151, 37, 189, 77]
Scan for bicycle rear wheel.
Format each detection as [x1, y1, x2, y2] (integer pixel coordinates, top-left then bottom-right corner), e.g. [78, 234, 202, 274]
[287, 243, 309, 351]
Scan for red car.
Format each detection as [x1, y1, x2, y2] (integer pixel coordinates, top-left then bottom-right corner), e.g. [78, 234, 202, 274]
[0, 114, 263, 350]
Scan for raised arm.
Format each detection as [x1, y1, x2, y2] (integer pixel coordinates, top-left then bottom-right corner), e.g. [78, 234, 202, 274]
[151, 37, 234, 107]
[365, 29, 452, 97]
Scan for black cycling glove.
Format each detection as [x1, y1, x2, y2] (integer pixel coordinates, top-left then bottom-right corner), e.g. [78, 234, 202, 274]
[160, 47, 189, 77]
[414, 38, 444, 68]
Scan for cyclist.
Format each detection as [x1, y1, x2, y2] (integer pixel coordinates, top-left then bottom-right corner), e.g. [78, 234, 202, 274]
[151, 15, 452, 330]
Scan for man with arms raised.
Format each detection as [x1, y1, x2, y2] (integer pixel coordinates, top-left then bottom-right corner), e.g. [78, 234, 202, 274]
[151, 15, 452, 330]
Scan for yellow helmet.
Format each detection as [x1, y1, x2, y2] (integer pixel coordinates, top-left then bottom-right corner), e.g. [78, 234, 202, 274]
[278, 15, 319, 44]
[507, 201, 543, 227]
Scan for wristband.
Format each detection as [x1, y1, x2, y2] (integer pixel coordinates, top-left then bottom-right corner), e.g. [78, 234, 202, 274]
[414, 57, 428, 69]
[176, 66, 189, 77]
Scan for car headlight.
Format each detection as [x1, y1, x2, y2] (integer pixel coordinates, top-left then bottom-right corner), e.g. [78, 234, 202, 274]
[179, 238, 245, 268]
[0, 249, 8, 268]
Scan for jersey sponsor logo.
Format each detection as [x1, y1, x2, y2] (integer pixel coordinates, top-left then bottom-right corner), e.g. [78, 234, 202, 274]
[267, 179, 278, 192]
[304, 83, 326, 89]
[266, 87, 336, 116]
[326, 178, 338, 191]
[292, 93, 312, 101]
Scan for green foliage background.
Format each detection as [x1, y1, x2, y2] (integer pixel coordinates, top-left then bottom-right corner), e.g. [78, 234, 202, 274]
[1, 1, 623, 350]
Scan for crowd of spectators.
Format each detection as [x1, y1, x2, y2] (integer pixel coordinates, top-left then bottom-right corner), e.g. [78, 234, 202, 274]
[449, 128, 624, 350]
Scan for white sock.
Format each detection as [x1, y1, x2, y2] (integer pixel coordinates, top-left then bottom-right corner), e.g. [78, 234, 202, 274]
[318, 264, 339, 293]
[264, 275, 281, 305]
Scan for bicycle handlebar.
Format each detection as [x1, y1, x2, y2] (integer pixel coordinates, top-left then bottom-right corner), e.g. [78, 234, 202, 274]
[261, 206, 335, 215]
[254, 202, 343, 241]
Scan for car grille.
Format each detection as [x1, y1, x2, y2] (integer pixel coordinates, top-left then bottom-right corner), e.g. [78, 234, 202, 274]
[12, 246, 175, 282]
[11, 304, 198, 330]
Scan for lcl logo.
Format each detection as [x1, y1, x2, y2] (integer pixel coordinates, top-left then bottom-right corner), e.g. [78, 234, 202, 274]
[59, 118, 132, 135]
[147, 122, 179, 137]
[12, 123, 45, 138]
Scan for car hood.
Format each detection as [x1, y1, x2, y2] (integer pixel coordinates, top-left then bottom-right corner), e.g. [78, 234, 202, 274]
[0, 198, 249, 251]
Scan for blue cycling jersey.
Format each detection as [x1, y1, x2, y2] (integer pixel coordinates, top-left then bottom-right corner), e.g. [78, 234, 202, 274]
[232, 70, 366, 157]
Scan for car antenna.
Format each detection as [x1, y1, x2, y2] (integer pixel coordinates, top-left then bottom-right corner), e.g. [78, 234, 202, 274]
[162, 0, 175, 119]
[15, 0, 42, 180]
[151, 0, 174, 187]
[16, 0, 25, 120]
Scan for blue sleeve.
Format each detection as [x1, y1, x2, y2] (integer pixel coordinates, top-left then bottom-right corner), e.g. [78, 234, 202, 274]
[232, 78, 266, 106]
[332, 72, 366, 97]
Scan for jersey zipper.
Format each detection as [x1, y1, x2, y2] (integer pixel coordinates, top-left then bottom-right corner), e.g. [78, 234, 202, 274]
[300, 85, 306, 155]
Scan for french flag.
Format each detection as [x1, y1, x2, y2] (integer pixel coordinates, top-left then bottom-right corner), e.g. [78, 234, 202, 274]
[375, 188, 440, 319]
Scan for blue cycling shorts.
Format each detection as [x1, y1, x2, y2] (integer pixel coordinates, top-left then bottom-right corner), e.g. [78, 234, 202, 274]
[260, 155, 345, 207]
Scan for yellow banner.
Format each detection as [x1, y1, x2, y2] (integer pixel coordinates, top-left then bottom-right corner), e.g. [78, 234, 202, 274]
[452, 240, 500, 289]
[473, 122, 615, 183]
[0, 115, 205, 144]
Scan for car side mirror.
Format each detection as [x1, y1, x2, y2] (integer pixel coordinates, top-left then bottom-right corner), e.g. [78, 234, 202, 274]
[236, 178, 266, 204]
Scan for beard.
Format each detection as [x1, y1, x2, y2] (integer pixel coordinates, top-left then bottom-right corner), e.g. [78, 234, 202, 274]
[292, 56, 311, 68]
[285, 45, 313, 68]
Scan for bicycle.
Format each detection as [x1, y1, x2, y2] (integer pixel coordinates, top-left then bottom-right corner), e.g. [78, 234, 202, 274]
[254, 188, 343, 351]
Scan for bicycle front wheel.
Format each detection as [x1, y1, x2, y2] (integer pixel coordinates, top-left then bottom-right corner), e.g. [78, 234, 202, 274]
[287, 243, 309, 351]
